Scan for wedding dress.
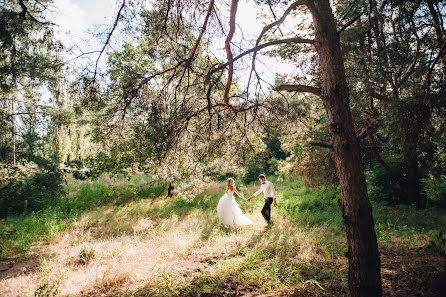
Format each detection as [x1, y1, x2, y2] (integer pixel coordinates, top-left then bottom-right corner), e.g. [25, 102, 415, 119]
[217, 190, 253, 227]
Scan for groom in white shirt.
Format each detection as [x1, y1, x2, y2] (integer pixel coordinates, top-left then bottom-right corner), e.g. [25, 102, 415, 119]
[247, 174, 277, 225]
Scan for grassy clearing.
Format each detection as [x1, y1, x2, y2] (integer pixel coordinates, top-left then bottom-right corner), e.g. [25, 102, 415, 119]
[0, 176, 444, 296]
[0, 174, 165, 258]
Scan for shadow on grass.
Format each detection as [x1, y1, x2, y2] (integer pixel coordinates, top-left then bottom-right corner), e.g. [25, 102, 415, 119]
[125, 220, 347, 297]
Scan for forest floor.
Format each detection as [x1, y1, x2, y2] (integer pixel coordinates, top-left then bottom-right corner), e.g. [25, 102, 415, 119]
[0, 176, 445, 297]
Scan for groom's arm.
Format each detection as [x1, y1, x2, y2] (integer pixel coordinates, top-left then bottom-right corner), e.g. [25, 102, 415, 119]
[247, 186, 263, 201]
[272, 184, 277, 207]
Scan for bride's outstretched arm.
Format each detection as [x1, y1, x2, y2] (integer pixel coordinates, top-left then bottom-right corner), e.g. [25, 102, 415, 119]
[233, 186, 246, 200]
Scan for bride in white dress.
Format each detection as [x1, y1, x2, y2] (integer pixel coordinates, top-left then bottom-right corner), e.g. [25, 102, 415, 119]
[217, 178, 253, 228]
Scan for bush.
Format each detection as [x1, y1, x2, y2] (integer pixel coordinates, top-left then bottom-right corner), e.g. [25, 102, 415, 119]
[0, 170, 64, 218]
[422, 176, 446, 208]
[366, 166, 403, 205]
[242, 165, 265, 184]
[429, 229, 446, 257]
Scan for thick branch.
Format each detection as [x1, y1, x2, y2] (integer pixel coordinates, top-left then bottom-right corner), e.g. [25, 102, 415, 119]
[370, 90, 390, 101]
[425, 40, 446, 98]
[18, 0, 53, 25]
[309, 142, 334, 151]
[211, 37, 315, 76]
[273, 84, 321, 96]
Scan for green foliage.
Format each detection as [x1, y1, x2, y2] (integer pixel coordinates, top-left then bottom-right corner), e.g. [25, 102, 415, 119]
[77, 248, 95, 265]
[0, 0, 62, 94]
[372, 204, 440, 241]
[0, 206, 68, 257]
[34, 283, 60, 297]
[242, 165, 266, 184]
[65, 152, 130, 180]
[0, 154, 65, 218]
[276, 178, 441, 243]
[366, 165, 403, 205]
[422, 176, 446, 208]
[242, 136, 289, 184]
[429, 230, 446, 257]
[68, 178, 166, 211]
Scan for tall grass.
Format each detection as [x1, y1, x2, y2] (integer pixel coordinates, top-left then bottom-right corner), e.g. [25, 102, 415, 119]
[1, 175, 444, 296]
[0, 175, 166, 258]
[275, 177, 442, 243]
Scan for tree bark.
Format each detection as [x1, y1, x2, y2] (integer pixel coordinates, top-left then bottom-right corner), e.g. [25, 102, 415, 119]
[307, 1, 382, 296]
[401, 121, 424, 207]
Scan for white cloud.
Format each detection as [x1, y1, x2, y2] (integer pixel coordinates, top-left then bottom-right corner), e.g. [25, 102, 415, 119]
[52, 0, 119, 59]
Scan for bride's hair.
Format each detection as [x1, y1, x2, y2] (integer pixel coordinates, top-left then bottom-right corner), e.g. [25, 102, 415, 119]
[227, 178, 234, 191]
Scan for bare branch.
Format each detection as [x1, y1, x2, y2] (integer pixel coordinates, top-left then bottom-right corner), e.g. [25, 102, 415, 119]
[92, 0, 126, 84]
[425, 40, 446, 99]
[248, 0, 306, 90]
[267, 0, 283, 35]
[186, 0, 215, 64]
[357, 125, 374, 140]
[223, 0, 239, 107]
[273, 84, 321, 96]
[338, 14, 362, 34]
[18, 0, 53, 25]
[370, 90, 390, 101]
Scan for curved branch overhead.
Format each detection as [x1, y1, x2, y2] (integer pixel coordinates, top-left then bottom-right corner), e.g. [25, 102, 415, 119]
[273, 84, 321, 97]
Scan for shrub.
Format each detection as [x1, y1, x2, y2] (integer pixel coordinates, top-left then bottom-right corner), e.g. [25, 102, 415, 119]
[0, 173, 64, 218]
[366, 166, 403, 205]
[428, 229, 446, 257]
[0, 154, 65, 218]
[242, 165, 265, 184]
[422, 176, 446, 208]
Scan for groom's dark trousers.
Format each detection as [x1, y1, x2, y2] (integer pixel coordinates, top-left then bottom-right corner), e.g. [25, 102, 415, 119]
[261, 197, 273, 223]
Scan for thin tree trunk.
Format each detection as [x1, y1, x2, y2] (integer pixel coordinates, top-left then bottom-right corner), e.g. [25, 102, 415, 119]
[11, 96, 16, 166]
[307, 1, 382, 296]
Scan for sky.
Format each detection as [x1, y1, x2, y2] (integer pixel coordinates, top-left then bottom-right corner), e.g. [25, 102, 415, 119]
[50, 0, 301, 90]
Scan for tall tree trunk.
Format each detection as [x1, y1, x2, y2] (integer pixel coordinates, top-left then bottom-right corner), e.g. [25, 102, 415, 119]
[307, 1, 382, 296]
